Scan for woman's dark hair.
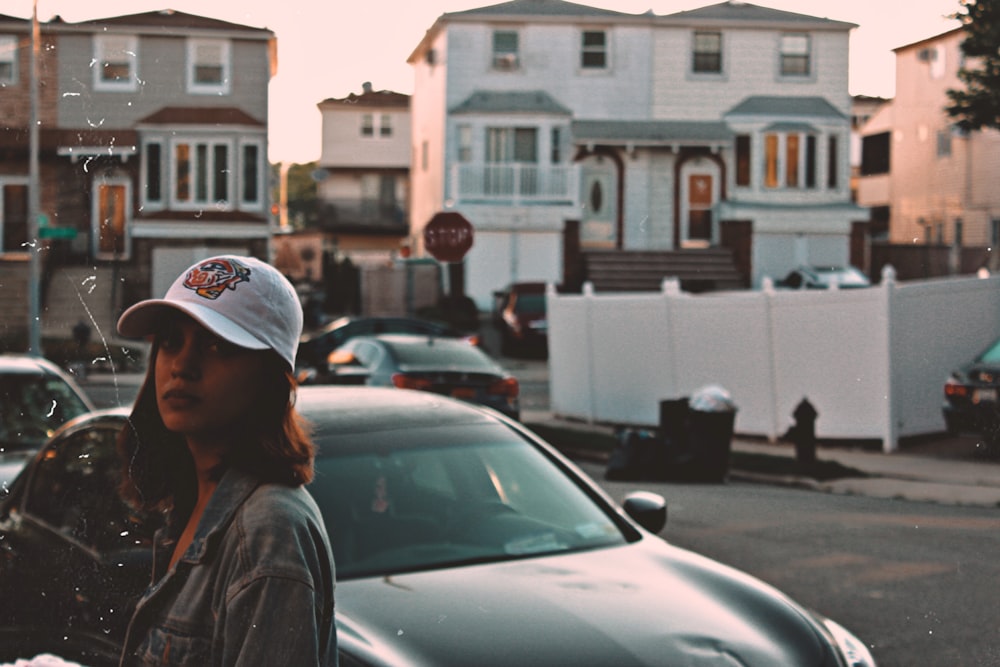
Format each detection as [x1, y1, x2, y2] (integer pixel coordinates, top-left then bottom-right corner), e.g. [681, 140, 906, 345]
[117, 340, 316, 513]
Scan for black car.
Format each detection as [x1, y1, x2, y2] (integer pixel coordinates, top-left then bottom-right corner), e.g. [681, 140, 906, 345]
[943, 336, 1000, 451]
[304, 333, 520, 420]
[492, 282, 548, 356]
[0, 387, 876, 667]
[297, 316, 479, 370]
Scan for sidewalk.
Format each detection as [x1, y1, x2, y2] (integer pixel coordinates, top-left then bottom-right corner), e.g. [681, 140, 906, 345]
[522, 408, 1000, 508]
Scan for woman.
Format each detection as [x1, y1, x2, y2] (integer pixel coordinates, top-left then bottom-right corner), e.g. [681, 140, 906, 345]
[115, 255, 336, 666]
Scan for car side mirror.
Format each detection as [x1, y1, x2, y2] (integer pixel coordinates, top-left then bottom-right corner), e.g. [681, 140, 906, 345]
[623, 491, 667, 534]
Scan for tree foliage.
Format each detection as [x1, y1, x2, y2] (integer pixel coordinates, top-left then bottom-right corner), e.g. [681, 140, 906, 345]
[946, 0, 1000, 132]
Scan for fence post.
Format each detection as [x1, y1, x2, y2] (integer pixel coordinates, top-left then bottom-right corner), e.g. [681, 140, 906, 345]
[881, 265, 899, 453]
[583, 281, 598, 423]
[761, 276, 781, 442]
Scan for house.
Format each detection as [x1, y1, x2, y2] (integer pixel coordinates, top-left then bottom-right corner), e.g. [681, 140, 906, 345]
[0, 10, 275, 342]
[407, 0, 867, 309]
[314, 82, 411, 262]
[857, 27, 1000, 276]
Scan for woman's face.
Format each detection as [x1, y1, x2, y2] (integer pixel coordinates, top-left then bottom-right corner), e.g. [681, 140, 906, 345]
[154, 314, 268, 446]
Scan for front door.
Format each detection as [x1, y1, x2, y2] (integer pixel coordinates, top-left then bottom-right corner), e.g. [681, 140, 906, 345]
[580, 159, 616, 248]
[680, 159, 720, 247]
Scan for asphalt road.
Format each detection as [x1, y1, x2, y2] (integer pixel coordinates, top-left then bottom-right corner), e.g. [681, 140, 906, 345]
[581, 460, 1000, 667]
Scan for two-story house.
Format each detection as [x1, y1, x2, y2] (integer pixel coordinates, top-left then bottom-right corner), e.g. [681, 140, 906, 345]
[407, 0, 866, 309]
[315, 82, 411, 260]
[1, 10, 275, 342]
[857, 27, 1000, 275]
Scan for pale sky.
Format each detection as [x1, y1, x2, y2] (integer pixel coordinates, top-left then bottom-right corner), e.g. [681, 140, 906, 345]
[26, 0, 962, 164]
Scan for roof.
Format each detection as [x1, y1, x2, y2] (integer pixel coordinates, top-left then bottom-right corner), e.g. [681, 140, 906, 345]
[571, 119, 733, 144]
[138, 107, 265, 126]
[893, 26, 964, 53]
[726, 96, 846, 118]
[319, 89, 410, 110]
[63, 9, 272, 35]
[658, 1, 856, 30]
[451, 90, 572, 115]
[443, 0, 639, 19]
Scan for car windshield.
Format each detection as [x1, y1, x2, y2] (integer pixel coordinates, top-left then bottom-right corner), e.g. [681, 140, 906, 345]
[513, 293, 546, 315]
[978, 338, 1000, 363]
[0, 374, 91, 451]
[309, 424, 627, 579]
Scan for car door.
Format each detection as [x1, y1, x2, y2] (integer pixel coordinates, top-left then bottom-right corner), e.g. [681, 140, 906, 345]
[0, 419, 157, 664]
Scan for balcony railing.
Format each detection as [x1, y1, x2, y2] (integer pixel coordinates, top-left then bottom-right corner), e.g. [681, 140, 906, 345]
[317, 198, 407, 231]
[450, 163, 579, 205]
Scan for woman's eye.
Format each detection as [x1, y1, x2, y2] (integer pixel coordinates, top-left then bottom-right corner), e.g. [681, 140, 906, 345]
[205, 338, 240, 356]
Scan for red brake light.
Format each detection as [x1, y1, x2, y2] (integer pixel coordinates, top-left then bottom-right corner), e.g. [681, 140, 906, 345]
[488, 377, 519, 397]
[392, 374, 432, 391]
[944, 378, 969, 398]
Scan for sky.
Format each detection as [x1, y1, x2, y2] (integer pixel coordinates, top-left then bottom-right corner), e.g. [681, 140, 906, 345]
[24, 0, 963, 164]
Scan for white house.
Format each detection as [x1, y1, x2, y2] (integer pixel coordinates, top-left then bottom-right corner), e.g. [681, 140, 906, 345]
[407, 0, 867, 309]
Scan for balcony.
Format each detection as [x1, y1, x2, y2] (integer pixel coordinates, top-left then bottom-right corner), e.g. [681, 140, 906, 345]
[450, 163, 579, 205]
[316, 198, 408, 234]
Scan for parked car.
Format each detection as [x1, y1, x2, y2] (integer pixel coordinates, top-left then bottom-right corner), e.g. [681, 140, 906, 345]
[0, 354, 95, 493]
[0, 387, 876, 667]
[297, 315, 479, 370]
[776, 265, 871, 290]
[943, 336, 1000, 450]
[492, 282, 548, 356]
[303, 334, 520, 420]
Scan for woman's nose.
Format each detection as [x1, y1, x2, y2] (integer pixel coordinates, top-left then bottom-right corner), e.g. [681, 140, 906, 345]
[170, 338, 201, 378]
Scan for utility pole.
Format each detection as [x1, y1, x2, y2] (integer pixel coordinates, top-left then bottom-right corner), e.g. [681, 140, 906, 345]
[27, 0, 42, 355]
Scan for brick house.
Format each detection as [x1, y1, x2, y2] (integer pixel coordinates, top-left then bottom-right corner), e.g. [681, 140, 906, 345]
[0, 10, 275, 342]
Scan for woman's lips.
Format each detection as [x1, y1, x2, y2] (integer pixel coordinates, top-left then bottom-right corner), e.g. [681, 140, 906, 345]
[162, 388, 199, 407]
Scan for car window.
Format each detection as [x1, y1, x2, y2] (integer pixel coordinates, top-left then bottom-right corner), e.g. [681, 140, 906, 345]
[310, 433, 625, 579]
[352, 340, 383, 367]
[513, 293, 546, 315]
[24, 426, 158, 554]
[0, 373, 91, 450]
[392, 341, 493, 369]
[979, 338, 1000, 363]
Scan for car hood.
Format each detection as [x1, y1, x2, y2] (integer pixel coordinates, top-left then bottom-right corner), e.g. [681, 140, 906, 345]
[335, 537, 836, 667]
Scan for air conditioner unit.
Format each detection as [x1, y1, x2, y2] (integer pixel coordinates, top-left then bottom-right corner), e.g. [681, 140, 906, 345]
[493, 53, 518, 70]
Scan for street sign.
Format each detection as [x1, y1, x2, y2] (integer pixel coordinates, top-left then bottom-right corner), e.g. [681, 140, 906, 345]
[423, 211, 474, 263]
[39, 226, 77, 240]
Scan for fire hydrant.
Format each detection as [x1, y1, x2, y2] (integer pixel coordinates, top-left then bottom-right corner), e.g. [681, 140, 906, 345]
[790, 398, 818, 468]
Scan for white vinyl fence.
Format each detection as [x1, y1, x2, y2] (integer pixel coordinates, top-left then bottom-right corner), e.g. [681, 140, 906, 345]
[547, 270, 1000, 452]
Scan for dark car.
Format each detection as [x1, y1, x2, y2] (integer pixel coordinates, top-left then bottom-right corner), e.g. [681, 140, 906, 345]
[0, 354, 95, 493]
[0, 388, 877, 667]
[776, 265, 871, 290]
[943, 336, 1000, 451]
[297, 315, 480, 370]
[305, 333, 520, 420]
[492, 282, 548, 356]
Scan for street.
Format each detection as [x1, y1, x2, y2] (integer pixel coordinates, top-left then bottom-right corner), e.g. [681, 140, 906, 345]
[583, 462, 1000, 667]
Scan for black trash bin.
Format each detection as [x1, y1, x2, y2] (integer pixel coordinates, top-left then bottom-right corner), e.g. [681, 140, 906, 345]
[686, 385, 737, 482]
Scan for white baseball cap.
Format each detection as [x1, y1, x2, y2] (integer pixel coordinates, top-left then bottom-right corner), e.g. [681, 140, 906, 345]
[117, 255, 303, 370]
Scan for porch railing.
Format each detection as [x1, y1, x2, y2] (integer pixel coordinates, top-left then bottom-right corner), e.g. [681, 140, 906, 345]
[449, 163, 579, 204]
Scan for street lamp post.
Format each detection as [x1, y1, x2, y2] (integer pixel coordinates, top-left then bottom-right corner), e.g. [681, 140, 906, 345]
[27, 0, 42, 355]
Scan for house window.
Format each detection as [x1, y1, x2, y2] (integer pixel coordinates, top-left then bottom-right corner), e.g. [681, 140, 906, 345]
[145, 142, 162, 204]
[93, 34, 137, 91]
[764, 134, 779, 188]
[1, 181, 28, 253]
[94, 179, 130, 260]
[693, 32, 722, 74]
[551, 127, 562, 163]
[187, 39, 230, 94]
[991, 219, 1000, 250]
[827, 135, 839, 188]
[241, 143, 261, 206]
[954, 218, 963, 246]
[805, 135, 817, 188]
[0, 35, 17, 84]
[936, 130, 952, 157]
[458, 125, 472, 162]
[785, 133, 800, 187]
[735, 135, 751, 186]
[861, 132, 890, 175]
[492, 30, 519, 70]
[780, 34, 810, 76]
[379, 114, 392, 137]
[581, 30, 607, 69]
[361, 114, 374, 137]
[486, 127, 538, 195]
[173, 140, 231, 207]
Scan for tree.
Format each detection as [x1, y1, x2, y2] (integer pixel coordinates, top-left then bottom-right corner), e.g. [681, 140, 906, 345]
[946, 0, 1000, 132]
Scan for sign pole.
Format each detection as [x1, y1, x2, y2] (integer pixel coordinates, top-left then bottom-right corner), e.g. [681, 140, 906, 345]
[27, 0, 41, 356]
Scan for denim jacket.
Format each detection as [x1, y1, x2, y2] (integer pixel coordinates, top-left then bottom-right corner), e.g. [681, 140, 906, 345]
[119, 468, 337, 666]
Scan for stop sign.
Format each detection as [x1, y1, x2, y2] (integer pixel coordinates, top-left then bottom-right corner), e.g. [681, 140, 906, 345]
[423, 212, 474, 263]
